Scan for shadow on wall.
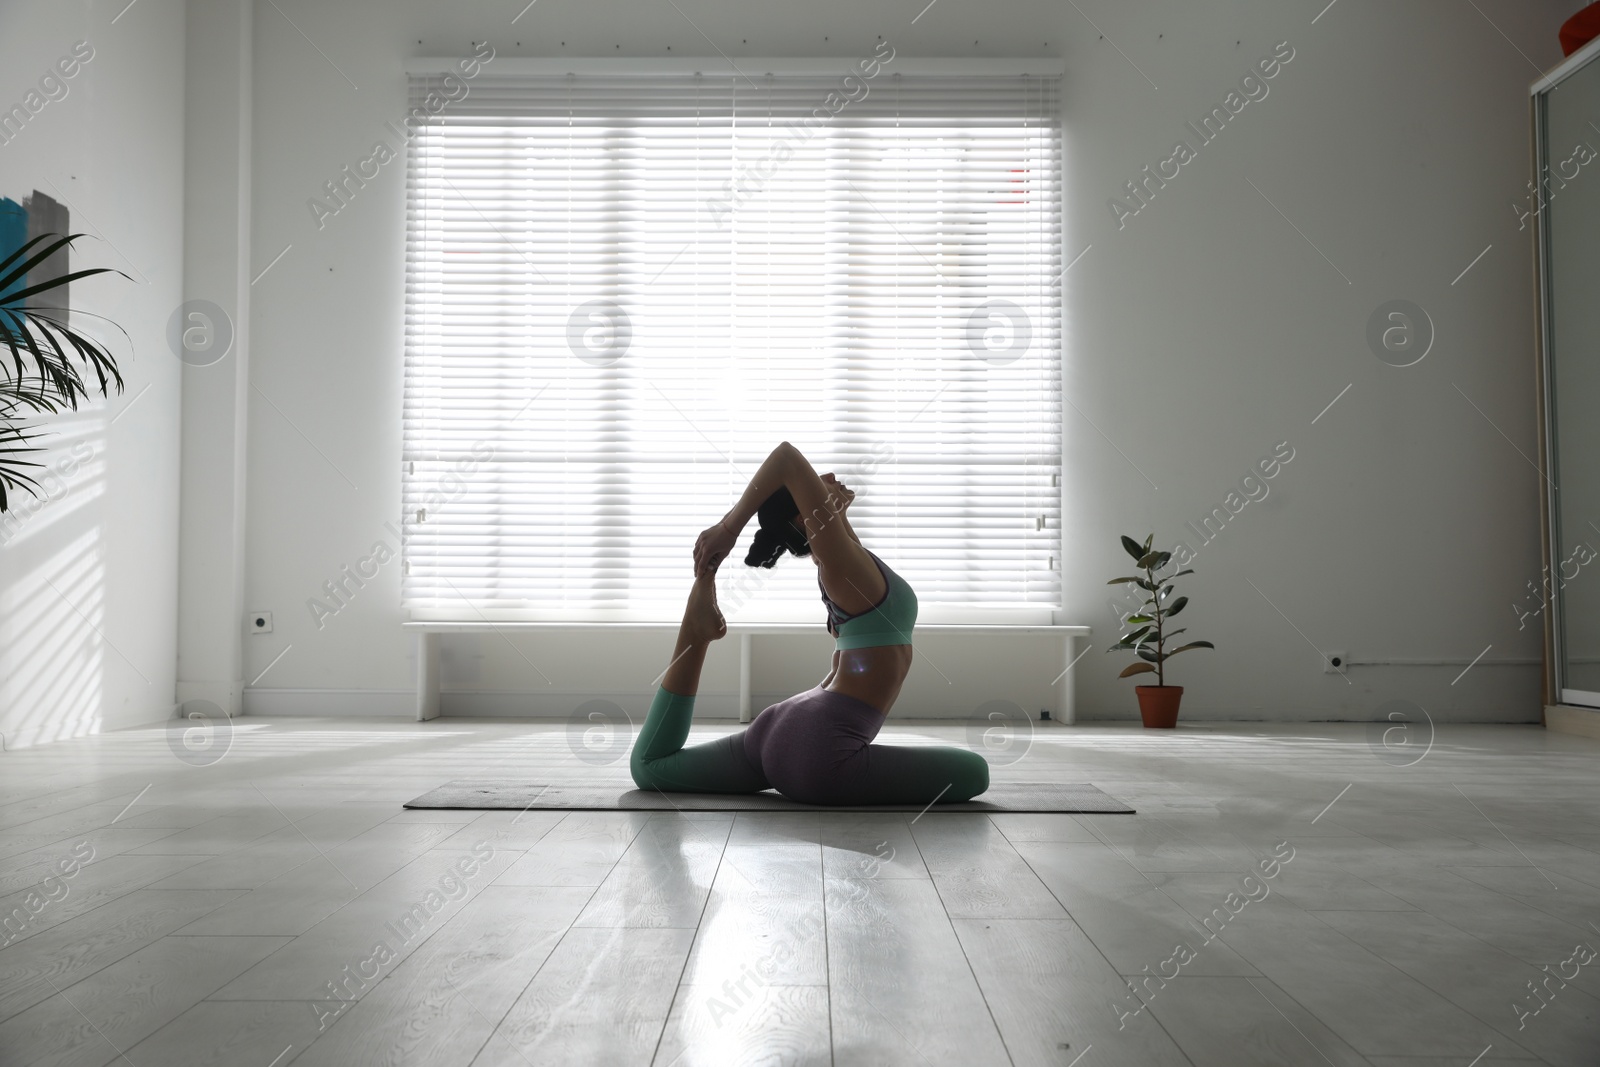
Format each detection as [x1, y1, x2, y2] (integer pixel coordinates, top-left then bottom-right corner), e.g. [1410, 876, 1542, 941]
[0, 411, 110, 749]
[0, 154, 146, 749]
[0, 193, 119, 749]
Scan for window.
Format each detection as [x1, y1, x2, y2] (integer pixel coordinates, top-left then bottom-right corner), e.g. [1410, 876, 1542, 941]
[401, 60, 1063, 622]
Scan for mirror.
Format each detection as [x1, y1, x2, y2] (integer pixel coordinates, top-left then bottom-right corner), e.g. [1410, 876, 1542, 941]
[1536, 44, 1600, 706]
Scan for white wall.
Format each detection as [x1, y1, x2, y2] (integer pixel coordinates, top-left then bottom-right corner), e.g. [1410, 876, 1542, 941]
[0, 0, 186, 748]
[239, 0, 1580, 724]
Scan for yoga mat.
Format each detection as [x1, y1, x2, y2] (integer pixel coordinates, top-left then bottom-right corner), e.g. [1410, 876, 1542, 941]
[403, 780, 1134, 814]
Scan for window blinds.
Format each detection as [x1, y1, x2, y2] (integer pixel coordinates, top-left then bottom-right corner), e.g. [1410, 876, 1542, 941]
[401, 64, 1063, 622]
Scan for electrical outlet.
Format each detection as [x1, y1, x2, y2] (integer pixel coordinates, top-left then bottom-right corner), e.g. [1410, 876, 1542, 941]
[1323, 649, 1347, 674]
[250, 611, 273, 634]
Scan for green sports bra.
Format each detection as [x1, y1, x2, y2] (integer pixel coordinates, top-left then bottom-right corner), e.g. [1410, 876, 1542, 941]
[818, 550, 918, 650]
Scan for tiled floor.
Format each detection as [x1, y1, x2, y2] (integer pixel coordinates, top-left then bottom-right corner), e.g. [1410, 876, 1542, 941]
[0, 716, 1597, 1065]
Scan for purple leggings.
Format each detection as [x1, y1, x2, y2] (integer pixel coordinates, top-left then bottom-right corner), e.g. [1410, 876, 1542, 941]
[630, 683, 989, 806]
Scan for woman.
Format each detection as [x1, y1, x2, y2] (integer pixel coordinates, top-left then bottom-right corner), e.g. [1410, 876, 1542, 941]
[629, 441, 990, 805]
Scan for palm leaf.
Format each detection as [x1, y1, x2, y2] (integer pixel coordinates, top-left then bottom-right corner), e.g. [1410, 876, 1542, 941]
[0, 421, 45, 512]
[0, 265, 121, 308]
[0, 234, 127, 514]
[0, 280, 128, 405]
[0, 232, 74, 288]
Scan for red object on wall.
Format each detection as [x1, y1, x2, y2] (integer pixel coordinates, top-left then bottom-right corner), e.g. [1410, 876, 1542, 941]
[1560, 2, 1600, 56]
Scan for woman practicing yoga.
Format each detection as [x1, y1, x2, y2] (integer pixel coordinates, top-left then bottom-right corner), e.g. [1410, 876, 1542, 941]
[629, 441, 990, 805]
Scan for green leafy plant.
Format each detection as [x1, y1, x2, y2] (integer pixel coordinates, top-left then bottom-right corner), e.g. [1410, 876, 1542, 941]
[0, 233, 126, 512]
[1106, 533, 1214, 686]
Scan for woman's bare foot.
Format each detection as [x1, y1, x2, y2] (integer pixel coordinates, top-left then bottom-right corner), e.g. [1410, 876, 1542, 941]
[682, 571, 727, 645]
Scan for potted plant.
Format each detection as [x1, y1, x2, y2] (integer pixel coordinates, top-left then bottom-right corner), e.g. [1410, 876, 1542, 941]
[1107, 533, 1213, 728]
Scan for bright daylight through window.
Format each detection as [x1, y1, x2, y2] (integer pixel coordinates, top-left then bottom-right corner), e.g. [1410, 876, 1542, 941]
[401, 59, 1063, 621]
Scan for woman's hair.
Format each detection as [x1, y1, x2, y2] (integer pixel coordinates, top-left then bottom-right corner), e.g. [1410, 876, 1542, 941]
[744, 487, 812, 568]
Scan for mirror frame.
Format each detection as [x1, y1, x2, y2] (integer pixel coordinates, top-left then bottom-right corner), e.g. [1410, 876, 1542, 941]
[1531, 33, 1600, 710]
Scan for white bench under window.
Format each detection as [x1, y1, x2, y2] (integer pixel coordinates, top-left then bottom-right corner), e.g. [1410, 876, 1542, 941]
[404, 623, 1090, 724]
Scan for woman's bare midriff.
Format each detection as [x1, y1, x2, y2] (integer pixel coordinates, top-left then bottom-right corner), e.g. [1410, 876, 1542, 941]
[822, 645, 913, 715]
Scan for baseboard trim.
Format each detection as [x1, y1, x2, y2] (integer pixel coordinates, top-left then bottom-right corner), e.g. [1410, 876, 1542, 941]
[242, 688, 415, 717]
[1079, 710, 1543, 724]
[1545, 703, 1600, 740]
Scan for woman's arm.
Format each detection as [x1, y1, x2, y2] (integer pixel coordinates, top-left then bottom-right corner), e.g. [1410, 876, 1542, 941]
[717, 443, 857, 553]
[697, 441, 880, 613]
[692, 445, 799, 576]
[732, 441, 870, 559]
[837, 509, 863, 546]
[695, 442, 830, 575]
[719, 442, 806, 536]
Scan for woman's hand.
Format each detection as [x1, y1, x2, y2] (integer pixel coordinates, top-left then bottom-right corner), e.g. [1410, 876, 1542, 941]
[682, 570, 727, 644]
[693, 519, 739, 577]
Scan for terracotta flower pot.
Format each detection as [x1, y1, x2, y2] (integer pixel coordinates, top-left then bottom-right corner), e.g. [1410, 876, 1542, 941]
[1135, 685, 1183, 729]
